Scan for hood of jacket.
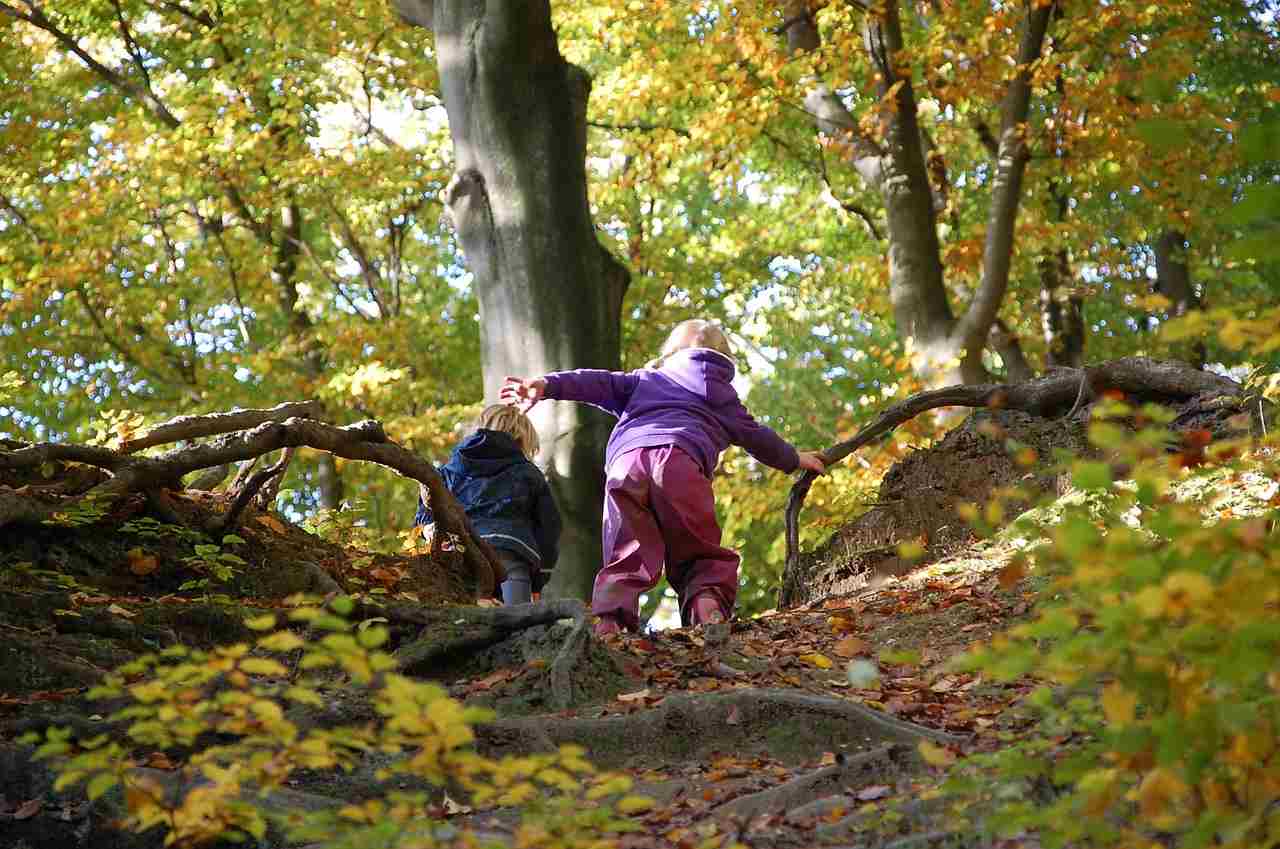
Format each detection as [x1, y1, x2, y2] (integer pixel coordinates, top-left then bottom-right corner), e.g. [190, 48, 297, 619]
[442, 429, 527, 478]
[659, 347, 738, 407]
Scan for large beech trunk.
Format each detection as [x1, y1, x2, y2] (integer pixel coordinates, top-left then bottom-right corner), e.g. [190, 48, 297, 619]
[395, 0, 628, 601]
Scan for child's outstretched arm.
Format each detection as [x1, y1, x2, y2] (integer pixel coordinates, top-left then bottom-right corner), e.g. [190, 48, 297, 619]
[722, 399, 827, 475]
[502, 370, 640, 417]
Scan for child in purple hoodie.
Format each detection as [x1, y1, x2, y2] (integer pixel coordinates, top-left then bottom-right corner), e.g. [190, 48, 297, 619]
[501, 319, 826, 635]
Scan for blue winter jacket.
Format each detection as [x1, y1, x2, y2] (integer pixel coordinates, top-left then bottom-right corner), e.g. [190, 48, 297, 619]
[415, 429, 561, 570]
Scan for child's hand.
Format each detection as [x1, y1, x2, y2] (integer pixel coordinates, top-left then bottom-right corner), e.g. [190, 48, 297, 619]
[500, 376, 547, 411]
[797, 451, 828, 475]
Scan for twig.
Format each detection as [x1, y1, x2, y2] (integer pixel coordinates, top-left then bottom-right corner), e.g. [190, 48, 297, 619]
[217, 448, 293, 531]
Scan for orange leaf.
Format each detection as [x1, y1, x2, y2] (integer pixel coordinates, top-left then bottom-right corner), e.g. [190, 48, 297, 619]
[256, 514, 288, 533]
[832, 636, 869, 658]
[127, 547, 159, 576]
[997, 559, 1027, 591]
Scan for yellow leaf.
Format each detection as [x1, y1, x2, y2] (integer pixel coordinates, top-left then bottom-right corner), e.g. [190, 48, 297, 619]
[244, 614, 277, 631]
[918, 741, 956, 767]
[615, 794, 655, 814]
[258, 631, 305, 652]
[799, 653, 834, 669]
[1101, 683, 1137, 724]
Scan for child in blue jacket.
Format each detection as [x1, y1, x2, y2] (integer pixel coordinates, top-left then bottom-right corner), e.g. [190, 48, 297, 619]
[416, 405, 560, 604]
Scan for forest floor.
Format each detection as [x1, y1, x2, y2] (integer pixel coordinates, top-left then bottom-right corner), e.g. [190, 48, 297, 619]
[0, 469, 1047, 849]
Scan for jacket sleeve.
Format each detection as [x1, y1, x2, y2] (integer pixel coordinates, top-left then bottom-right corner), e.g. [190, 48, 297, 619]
[542, 369, 640, 417]
[720, 398, 801, 473]
[532, 476, 562, 570]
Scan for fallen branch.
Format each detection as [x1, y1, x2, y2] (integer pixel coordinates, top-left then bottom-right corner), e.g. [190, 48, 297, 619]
[0, 413, 504, 596]
[784, 357, 1243, 591]
[216, 448, 294, 533]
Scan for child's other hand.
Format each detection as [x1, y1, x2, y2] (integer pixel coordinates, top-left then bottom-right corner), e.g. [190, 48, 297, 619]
[500, 376, 546, 411]
[797, 451, 828, 475]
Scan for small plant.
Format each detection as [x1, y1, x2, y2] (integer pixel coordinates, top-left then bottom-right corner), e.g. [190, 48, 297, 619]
[181, 535, 247, 587]
[44, 493, 111, 528]
[34, 597, 648, 848]
[948, 400, 1280, 848]
[121, 516, 204, 546]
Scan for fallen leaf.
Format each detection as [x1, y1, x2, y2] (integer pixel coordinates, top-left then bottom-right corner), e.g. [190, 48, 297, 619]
[13, 799, 42, 820]
[107, 604, 137, 619]
[725, 705, 741, 725]
[144, 752, 178, 770]
[256, 514, 288, 533]
[832, 636, 869, 658]
[127, 548, 159, 576]
[617, 689, 651, 703]
[798, 653, 833, 669]
[918, 741, 957, 767]
[997, 560, 1027, 590]
[819, 752, 837, 766]
[846, 660, 880, 688]
[856, 784, 891, 801]
[442, 793, 472, 816]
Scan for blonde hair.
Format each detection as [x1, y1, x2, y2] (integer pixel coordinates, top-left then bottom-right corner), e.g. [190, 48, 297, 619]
[477, 404, 540, 458]
[649, 319, 733, 368]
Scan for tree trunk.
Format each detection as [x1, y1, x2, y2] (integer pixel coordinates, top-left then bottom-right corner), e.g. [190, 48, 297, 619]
[395, 0, 629, 601]
[1039, 249, 1084, 368]
[783, 0, 1055, 386]
[1153, 230, 1205, 368]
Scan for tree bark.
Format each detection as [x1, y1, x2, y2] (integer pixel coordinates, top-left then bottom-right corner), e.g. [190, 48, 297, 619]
[783, 0, 1055, 385]
[396, 0, 629, 601]
[1040, 249, 1084, 368]
[1153, 230, 1205, 368]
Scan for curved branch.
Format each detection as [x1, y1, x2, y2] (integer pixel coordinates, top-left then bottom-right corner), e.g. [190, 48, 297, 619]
[1, 415, 504, 596]
[119, 400, 323, 454]
[783, 358, 1243, 590]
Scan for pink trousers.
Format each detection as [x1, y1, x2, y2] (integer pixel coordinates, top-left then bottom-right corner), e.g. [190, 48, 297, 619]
[591, 445, 739, 633]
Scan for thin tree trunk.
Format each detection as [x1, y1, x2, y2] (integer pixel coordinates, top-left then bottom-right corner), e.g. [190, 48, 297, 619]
[1153, 229, 1205, 368]
[1040, 249, 1084, 368]
[783, 0, 1055, 386]
[951, 0, 1056, 381]
[396, 0, 629, 601]
[988, 319, 1035, 382]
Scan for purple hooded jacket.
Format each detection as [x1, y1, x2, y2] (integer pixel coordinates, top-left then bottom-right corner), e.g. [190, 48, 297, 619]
[542, 348, 800, 478]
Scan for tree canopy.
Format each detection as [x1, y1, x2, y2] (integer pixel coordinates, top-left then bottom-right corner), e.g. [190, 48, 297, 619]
[2, 0, 1278, 610]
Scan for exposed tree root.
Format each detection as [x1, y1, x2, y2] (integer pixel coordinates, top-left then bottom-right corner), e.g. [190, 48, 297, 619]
[784, 357, 1252, 590]
[0, 404, 504, 596]
[391, 599, 591, 709]
[714, 743, 917, 822]
[476, 689, 959, 770]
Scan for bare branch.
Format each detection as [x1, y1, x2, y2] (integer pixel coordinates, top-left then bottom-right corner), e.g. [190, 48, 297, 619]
[586, 120, 691, 137]
[783, 357, 1244, 584]
[119, 400, 323, 453]
[1, 415, 504, 595]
